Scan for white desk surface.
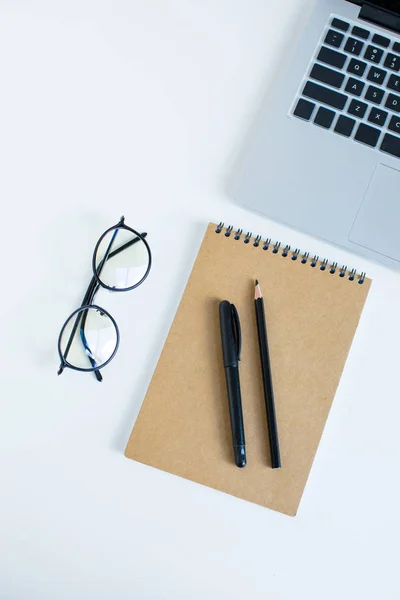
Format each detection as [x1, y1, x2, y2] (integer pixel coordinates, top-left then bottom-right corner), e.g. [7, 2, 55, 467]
[1, 1, 400, 598]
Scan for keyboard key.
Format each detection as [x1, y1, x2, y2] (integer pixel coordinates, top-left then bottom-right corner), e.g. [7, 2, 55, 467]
[317, 46, 346, 69]
[309, 63, 345, 88]
[324, 29, 344, 48]
[364, 45, 384, 62]
[302, 81, 348, 110]
[314, 106, 335, 128]
[293, 98, 315, 120]
[385, 93, 400, 112]
[352, 26, 370, 40]
[347, 58, 367, 76]
[384, 53, 400, 71]
[372, 33, 390, 48]
[344, 37, 364, 55]
[368, 106, 388, 126]
[388, 114, 400, 133]
[387, 73, 400, 91]
[380, 132, 400, 157]
[366, 66, 387, 84]
[334, 115, 356, 137]
[365, 85, 384, 104]
[345, 77, 365, 96]
[331, 18, 349, 32]
[354, 123, 381, 147]
[393, 41, 400, 53]
[348, 98, 368, 117]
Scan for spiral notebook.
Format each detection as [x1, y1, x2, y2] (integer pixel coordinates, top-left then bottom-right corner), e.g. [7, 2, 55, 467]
[125, 222, 371, 515]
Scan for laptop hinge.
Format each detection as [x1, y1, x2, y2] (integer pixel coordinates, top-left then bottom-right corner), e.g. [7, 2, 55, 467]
[358, 2, 400, 34]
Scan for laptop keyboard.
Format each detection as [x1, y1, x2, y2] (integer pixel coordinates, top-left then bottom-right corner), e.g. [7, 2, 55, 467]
[291, 15, 400, 159]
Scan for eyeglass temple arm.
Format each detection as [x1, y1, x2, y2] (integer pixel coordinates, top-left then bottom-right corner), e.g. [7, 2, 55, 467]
[58, 231, 147, 381]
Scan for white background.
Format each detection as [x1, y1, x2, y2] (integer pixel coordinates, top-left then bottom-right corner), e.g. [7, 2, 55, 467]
[1, 1, 400, 598]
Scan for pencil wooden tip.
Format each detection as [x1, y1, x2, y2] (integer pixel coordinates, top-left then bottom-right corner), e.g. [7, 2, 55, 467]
[255, 279, 259, 285]
[255, 280, 262, 300]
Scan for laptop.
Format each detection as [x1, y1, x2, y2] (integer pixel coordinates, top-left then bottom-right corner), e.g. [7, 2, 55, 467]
[233, 0, 400, 267]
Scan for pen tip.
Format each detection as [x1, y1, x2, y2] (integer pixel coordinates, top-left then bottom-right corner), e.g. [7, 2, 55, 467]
[255, 279, 259, 286]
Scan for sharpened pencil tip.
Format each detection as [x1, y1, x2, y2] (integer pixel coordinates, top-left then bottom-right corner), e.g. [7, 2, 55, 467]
[255, 279, 259, 285]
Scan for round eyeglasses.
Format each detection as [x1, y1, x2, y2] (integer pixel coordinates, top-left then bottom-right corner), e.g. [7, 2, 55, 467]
[57, 217, 151, 381]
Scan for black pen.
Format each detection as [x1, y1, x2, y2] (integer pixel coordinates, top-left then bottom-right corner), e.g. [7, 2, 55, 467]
[219, 301, 246, 468]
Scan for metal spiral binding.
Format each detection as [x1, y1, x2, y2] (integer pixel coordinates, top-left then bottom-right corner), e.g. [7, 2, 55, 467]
[301, 252, 309, 264]
[272, 241, 281, 254]
[263, 238, 271, 251]
[291, 248, 300, 261]
[224, 225, 233, 237]
[214, 223, 366, 284]
[253, 234, 262, 248]
[244, 231, 252, 244]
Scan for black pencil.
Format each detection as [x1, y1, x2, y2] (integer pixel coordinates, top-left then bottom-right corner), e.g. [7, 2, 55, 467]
[254, 279, 281, 469]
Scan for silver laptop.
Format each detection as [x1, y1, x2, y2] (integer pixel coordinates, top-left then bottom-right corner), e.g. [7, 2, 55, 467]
[233, 0, 400, 267]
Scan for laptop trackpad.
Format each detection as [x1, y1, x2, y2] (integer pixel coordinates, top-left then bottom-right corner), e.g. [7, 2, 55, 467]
[349, 163, 400, 261]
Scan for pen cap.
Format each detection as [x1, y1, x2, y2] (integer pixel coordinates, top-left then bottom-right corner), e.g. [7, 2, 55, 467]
[219, 301, 241, 367]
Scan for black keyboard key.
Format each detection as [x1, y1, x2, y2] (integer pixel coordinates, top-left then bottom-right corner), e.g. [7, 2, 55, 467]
[364, 45, 384, 62]
[387, 73, 400, 91]
[368, 106, 388, 126]
[384, 53, 400, 72]
[344, 37, 364, 56]
[302, 81, 348, 110]
[293, 98, 315, 120]
[388, 114, 400, 133]
[331, 18, 349, 32]
[314, 106, 335, 128]
[309, 63, 345, 88]
[354, 123, 381, 147]
[317, 46, 346, 69]
[393, 41, 400, 53]
[380, 132, 400, 157]
[348, 98, 368, 117]
[334, 115, 356, 137]
[324, 29, 344, 48]
[385, 93, 400, 112]
[347, 58, 367, 76]
[345, 77, 365, 96]
[372, 33, 390, 48]
[366, 66, 387, 85]
[352, 26, 370, 40]
[365, 84, 384, 104]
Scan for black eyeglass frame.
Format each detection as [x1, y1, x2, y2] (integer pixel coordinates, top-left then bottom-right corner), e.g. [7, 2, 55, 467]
[57, 217, 152, 381]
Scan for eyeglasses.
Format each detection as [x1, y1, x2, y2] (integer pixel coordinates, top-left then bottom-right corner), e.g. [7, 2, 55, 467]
[57, 217, 151, 382]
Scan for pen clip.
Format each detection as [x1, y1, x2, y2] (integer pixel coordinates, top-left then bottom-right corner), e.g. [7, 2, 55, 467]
[230, 304, 242, 361]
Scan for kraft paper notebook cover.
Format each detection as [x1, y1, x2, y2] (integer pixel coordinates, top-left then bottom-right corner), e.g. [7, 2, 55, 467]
[125, 222, 371, 516]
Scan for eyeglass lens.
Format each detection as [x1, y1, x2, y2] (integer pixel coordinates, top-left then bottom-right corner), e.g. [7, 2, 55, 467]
[59, 307, 118, 370]
[94, 226, 150, 290]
